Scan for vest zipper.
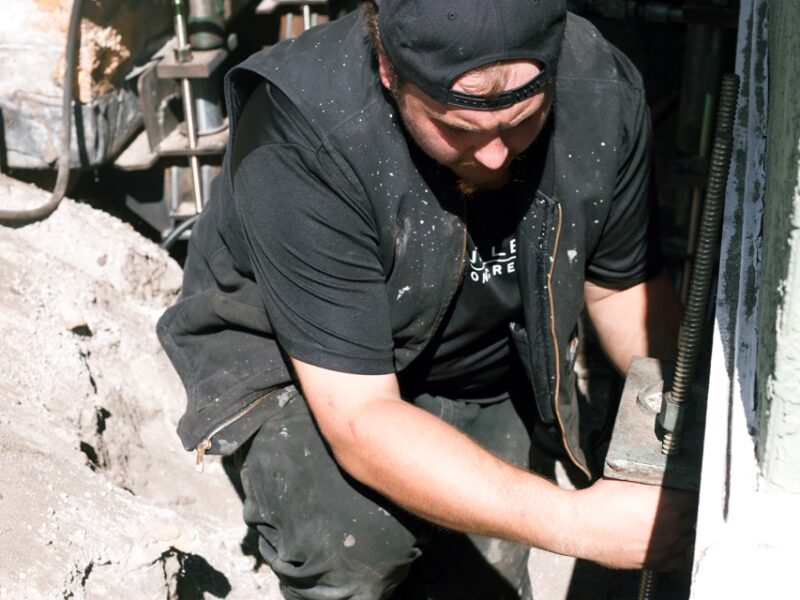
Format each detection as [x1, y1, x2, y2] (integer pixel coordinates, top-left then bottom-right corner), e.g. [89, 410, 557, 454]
[547, 202, 591, 480]
[194, 391, 271, 471]
[430, 212, 468, 338]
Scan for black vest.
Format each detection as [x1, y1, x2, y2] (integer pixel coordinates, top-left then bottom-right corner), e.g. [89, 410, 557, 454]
[158, 11, 651, 479]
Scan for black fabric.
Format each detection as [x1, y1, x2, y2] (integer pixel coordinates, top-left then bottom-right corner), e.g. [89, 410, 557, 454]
[233, 85, 561, 395]
[399, 175, 533, 399]
[240, 386, 535, 599]
[232, 83, 395, 375]
[411, 193, 523, 397]
[584, 93, 663, 288]
[233, 84, 526, 385]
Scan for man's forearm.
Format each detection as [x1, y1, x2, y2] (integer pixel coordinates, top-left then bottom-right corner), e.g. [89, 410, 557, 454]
[323, 392, 573, 552]
[291, 358, 694, 571]
[292, 359, 576, 554]
[585, 271, 683, 375]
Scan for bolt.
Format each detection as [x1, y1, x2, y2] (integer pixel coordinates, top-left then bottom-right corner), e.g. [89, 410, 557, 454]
[661, 431, 683, 456]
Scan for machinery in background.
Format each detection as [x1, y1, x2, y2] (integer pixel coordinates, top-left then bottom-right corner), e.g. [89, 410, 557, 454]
[115, 0, 339, 246]
[0, 0, 348, 239]
[0, 0, 738, 265]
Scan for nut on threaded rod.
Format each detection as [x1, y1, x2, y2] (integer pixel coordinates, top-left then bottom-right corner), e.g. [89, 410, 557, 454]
[658, 390, 686, 455]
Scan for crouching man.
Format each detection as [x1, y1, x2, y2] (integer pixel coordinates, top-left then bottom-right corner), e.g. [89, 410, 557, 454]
[158, 0, 694, 597]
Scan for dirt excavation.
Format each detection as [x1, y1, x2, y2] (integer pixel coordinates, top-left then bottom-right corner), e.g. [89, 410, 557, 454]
[0, 174, 280, 598]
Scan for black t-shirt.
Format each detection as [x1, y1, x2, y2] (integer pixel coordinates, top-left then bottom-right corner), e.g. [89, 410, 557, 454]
[400, 190, 524, 398]
[231, 76, 659, 389]
[235, 84, 531, 396]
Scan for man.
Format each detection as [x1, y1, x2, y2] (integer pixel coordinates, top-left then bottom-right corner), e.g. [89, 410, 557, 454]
[158, 0, 694, 598]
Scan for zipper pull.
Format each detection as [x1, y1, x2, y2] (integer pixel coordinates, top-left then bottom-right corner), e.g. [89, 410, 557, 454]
[195, 439, 212, 472]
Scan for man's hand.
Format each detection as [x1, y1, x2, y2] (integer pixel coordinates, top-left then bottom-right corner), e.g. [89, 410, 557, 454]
[565, 478, 697, 571]
[583, 272, 695, 571]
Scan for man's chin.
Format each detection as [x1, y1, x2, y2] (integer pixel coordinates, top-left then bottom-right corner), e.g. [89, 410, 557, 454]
[455, 170, 512, 197]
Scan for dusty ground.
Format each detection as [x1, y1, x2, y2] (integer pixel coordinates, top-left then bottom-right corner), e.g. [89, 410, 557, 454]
[0, 174, 280, 598]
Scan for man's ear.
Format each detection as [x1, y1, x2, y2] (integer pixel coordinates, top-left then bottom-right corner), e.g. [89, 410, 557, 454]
[377, 52, 393, 90]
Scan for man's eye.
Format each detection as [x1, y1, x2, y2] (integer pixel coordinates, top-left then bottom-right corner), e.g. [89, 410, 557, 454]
[442, 124, 470, 135]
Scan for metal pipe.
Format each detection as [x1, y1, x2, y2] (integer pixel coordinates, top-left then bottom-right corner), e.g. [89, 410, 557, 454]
[188, 0, 225, 50]
[193, 76, 225, 135]
[172, 0, 203, 214]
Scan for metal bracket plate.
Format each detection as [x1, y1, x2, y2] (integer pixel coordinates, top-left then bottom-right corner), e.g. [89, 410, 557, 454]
[603, 356, 705, 492]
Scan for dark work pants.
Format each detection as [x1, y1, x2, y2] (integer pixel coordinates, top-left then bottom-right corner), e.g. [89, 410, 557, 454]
[240, 386, 538, 600]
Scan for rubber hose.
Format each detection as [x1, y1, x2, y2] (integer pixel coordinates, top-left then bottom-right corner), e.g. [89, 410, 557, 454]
[160, 214, 200, 250]
[0, 0, 83, 227]
[670, 73, 740, 406]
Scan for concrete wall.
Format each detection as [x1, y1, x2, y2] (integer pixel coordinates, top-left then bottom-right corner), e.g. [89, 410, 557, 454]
[757, 0, 800, 492]
[691, 2, 799, 596]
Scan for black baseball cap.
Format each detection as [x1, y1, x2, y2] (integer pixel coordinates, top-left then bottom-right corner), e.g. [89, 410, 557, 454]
[376, 0, 566, 110]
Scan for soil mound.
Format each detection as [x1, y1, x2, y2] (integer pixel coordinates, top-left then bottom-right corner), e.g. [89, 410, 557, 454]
[0, 174, 279, 598]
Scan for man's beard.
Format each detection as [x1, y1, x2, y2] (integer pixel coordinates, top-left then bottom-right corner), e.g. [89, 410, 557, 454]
[454, 158, 518, 198]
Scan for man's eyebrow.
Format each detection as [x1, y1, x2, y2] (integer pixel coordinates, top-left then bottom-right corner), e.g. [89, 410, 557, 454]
[429, 102, 542, 133]
[417, 103, 476, 132]
[434, 117, 480, 133]
[507, 104, 542, 127]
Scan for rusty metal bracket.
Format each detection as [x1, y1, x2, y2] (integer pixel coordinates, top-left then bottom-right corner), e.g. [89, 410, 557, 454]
[603, 356, 705, 492]
[156, 44, 229, 79]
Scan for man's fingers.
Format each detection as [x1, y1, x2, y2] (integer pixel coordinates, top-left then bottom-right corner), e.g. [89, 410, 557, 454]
[642, 487, 698, 571]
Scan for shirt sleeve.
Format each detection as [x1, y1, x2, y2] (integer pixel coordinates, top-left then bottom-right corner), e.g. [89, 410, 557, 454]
[585, 83, 663, 289]
[230, 82, 396, 374]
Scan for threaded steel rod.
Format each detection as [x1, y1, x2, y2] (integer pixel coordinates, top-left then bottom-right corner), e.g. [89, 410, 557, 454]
[665, 73, 740, 451]
[642, 73, 740, 599]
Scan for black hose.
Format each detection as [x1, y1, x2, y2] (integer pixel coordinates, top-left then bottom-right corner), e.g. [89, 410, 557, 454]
[0, 0, 83, 227]
[670, 73, 740, 409]
[160, 214, 200, 250]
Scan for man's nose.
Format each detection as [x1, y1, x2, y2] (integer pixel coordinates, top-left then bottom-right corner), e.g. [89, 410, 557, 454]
[472, 136, 509, 170]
